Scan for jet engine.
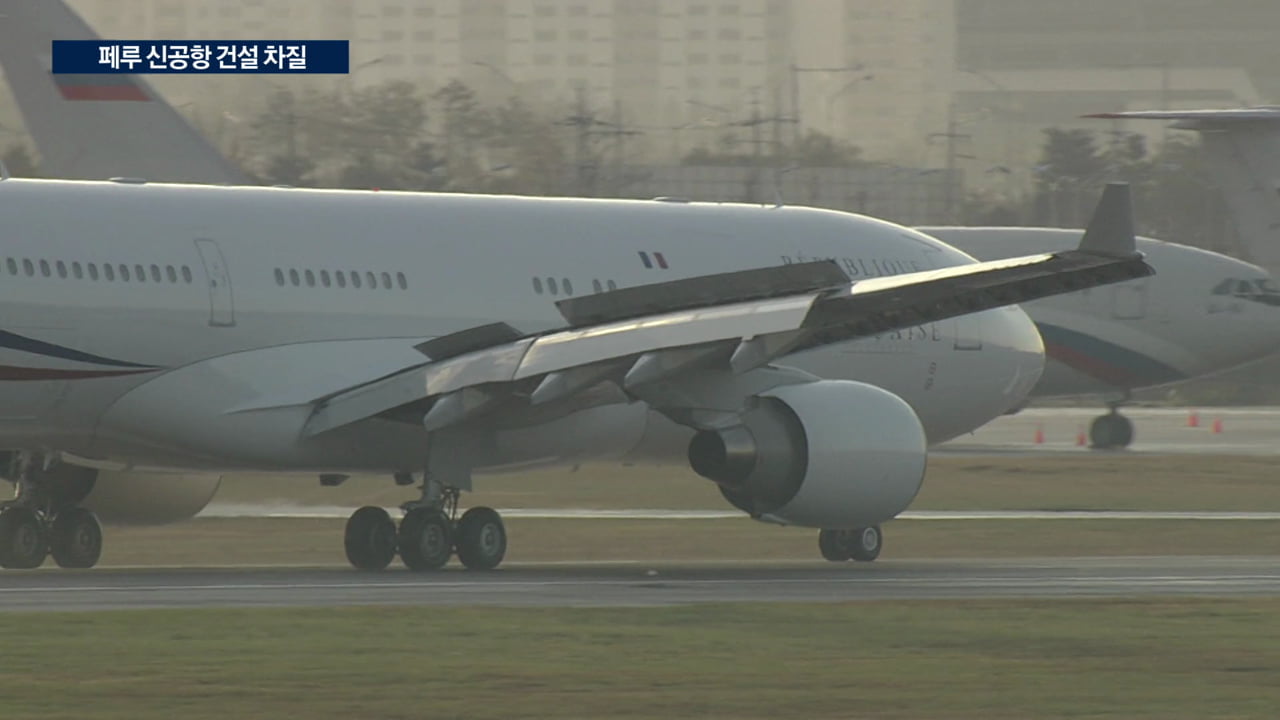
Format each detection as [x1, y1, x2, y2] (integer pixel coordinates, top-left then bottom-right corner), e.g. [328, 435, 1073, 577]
[687, 380, 926, 528]
[10, 463, 221, 525]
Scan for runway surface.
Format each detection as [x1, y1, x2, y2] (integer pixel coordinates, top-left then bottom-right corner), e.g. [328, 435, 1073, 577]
[3, 556, 1278, 611]
[199, 504, 1280, 520]
[937, 406, 1280, 455]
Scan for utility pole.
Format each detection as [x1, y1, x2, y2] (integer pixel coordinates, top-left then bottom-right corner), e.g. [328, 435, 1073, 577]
[558, 87, 641, 197]
[733, 89, 795, 204]
[929, 101, 971, 223]
[789, 62, 867, 144]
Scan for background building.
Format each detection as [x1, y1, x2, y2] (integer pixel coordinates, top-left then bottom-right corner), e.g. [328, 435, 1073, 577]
[25, 0, 1280, 190]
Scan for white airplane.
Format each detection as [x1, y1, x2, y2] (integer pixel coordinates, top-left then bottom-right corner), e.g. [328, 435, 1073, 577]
[920, 228, 1280, 447]
[0, 174, 1147, 571]
[1086, 108, 1280, 277]
[5, 1, 1274, 454]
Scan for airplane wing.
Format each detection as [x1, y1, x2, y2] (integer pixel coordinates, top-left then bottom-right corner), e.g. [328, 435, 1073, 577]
[1085, 109, 1280, 129]
[0, 0, 250, 184]
[302, 184, 1152, 436]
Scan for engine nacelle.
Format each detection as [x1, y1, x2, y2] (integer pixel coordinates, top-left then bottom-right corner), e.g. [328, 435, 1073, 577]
[17, 464, 221, 525]
[687, 380, 926, 528]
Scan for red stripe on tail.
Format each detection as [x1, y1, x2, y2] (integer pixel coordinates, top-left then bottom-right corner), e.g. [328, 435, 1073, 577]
[57, 85, 149, 102]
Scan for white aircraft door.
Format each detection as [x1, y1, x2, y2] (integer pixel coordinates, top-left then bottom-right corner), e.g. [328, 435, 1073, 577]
[1111, 279, 1148, 320]
[193, 238, 235, 327]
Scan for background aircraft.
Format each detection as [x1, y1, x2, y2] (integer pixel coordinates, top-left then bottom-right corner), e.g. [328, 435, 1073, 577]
[923, 227, 1280, 447]
[1086, 108, 1280, 278]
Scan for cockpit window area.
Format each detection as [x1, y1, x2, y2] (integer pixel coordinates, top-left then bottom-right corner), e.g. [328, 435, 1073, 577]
[1212, 277, 1280, 306]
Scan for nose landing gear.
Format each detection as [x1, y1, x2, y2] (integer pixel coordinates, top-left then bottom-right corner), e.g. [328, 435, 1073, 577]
[1089, 399, 1135, 449]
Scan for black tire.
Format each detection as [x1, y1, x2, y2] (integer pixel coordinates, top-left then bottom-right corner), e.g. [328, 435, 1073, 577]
[0, 506, 48, 570]
[847, 526, 883, 563]
[1089, 413, 1134, 449]
[455, 507, 507, 571]
[344, 506, 397, 571]
[398, 507, 453, 571]
[818, 529, 851, 562]
[49, 508, 103, 569]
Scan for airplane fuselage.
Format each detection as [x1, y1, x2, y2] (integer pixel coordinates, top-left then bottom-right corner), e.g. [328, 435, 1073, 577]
[0, 179, 1043, 472]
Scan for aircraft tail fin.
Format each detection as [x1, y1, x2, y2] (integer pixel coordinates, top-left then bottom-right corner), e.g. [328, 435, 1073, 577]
[0, 0, 250, 184]
[1086, 108, 1280, 274]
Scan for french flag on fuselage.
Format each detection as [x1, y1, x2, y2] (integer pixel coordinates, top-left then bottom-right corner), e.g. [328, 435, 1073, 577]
[638, 251, 669, 269]
[53, 73, 150, 102]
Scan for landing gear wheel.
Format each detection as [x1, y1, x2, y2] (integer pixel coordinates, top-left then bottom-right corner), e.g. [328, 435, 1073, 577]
[344, 506, 397, 571]
[0, 507, 48, 569]
[818, 529, 851, 562]
[398, 507, 454, 571]
[455, 507, 507, 571]
[49, 508, 103, 569]
[1089, 412, 1134, 449]
[847, 526, 883, 563]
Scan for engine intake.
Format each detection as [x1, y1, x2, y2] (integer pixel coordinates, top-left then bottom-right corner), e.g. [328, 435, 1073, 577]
[687, 380, 926, 528]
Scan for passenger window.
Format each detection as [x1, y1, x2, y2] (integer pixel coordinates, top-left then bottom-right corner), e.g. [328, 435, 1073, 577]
[396, 272, 407, 290]
[150, 264, 161, 282]
[606, 280, 617, 291]
[380, 272, 392, 289]
[56, 261, 67, 278]
[548, 277, 558, 295]
[5, 258, 15, 275]
[533, 277, 543, 294]
[274, 269, 285, 286]
[39, 260, 50, 277]
[320, 270, 331, 288]
[135, 264, 146, 282]
[305, 269, 315, 287]
[166, 266, 177, 283]
[181, 266, 193, 283]
[366, 271, 377, 289]
[563, 278, 573, 296]
[592, 279, 602, 293]
[120, 265, 130, 282]
[72, 262, 83, 279]
[88, 263, 99, 281]
[104, 264, 115, 281]
[22, 259, 33, 276]
[336, 271, 347, 288]
[351, 271, 362, 289]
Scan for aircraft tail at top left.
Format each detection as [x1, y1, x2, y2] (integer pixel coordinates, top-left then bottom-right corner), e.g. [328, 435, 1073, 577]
[0, 0, 249, 184]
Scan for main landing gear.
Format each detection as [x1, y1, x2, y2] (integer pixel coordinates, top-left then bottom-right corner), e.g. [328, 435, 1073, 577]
[817, 525, 883, 563]
[344, 486, 507, 572]
[0, 457, 104, 570]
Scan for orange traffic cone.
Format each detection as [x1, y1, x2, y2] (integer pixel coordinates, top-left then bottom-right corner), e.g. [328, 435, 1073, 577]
[1033, 423, 1045, 444]
[1187, 410, 1200, 428]
[1076, 426, 1087, 446]
[1211, 417, 1224, 434]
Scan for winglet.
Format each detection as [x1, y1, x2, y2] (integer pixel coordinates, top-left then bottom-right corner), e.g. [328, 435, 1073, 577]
[1078, 183, 1136, 257]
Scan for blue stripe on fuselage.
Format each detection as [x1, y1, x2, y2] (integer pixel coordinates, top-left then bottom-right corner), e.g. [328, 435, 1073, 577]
[1036, 322, 1186, 388]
